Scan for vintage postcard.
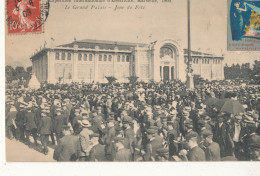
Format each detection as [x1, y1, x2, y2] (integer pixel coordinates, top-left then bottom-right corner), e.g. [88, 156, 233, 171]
[4, 0, 260, 163]
[227, 0, 260, 50]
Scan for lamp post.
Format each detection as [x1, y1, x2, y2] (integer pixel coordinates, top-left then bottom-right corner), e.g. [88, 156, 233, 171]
[186, 0, 194, 89]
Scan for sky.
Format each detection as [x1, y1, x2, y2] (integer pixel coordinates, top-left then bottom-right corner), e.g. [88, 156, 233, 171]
[5, 0, 260, 68]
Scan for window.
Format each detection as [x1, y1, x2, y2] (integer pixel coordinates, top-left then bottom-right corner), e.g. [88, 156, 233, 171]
[108, 55, 112, 62]
[193, 58, 195, 64]
[218, 60, 220, 64]
[196, 58, 198, 64]
[117, 55, 120, 62]
[104, 55, 107, 62]
[122, 55, 125, 62]
[99, 55, 102, 61]
[126, 56, 129, 62]
[67, 53, 71, 60]
[132, 56, 135, 63]
[202, 59, 204, 64]
[208, 59, 210, 64]
[62, 53, 65, 60]
[84, 54, 87, 61]
[89, 54, 93, 61]
[78, 53, 82, 61]
[55, 52, 60, 60]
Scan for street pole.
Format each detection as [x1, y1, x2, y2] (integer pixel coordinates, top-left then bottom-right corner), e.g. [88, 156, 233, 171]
[186, 0, 194, 89]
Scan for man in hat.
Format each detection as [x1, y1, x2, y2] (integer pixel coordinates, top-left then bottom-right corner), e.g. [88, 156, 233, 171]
[228, 114, 244, 159]
[15, 104, 26, 141]
[241, 119, 258, 160]
[155, 148, 169, 161]
[104, 118, 116, 161]
[38, 109, 52, 155]
[248, 134, 260, 161]
[24, 106, 38, 146]
[184, 120, 200, 141]
[53, 108, 66, 143]
[133, 145, 145, 161]
[201, 129, 221, 161]
[97, 106, 105, 120]
[113, 137, 132, 161]
[72, 109, 83, 134]
[79, 119, 94, 161]
[53, 125, 80, 162]
[179, 132, 206, 161]
[144, 128, 164, 161]
[122, 116, 135, 154]
[89, 133, 107, 161]
[167, 121, 179, 157]
[6, 106, 18, 140]
[213, 113, 233, 158]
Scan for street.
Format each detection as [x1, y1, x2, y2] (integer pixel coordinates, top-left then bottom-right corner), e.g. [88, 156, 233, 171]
[6, 137, 55, 162]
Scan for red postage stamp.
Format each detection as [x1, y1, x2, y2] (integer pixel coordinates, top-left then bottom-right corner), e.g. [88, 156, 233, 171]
[6, 0, 43, 34]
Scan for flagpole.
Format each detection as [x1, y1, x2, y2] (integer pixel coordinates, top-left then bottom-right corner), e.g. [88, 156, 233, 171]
[186, 0, 194, 89]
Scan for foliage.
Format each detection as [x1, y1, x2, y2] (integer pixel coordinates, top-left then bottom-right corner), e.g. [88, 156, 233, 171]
[128, 76, 139, 84]
[105, 76, 117, 84]
[193, 74, 204, 86]
[224, 60, 259, 81]
[5, 65, 31, 83]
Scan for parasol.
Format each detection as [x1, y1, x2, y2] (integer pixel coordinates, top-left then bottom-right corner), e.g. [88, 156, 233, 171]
[204, 97, 219, 107]
[220, 99, 245, 115]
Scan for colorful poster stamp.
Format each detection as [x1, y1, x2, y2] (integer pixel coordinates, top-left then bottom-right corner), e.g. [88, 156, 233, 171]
[227, 0, 260, 51]
[6, 0, 44, 34]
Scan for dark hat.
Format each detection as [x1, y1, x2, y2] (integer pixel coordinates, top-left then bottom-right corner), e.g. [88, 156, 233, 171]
[82, 113, 88, 117]
[61, 125, 71, 130]
[92, 110, 97, 113]
[109, 112, 115, 116]
[217, 112, 225, 117]
[185, 120, 193, 128]
[185, 132, 198, 140]
[149, 126, 159, 130]
[167, 121, 174, 125]
[201, 129, 213, 137]
[123, 116, 133, 124]
[115, 126, 123, 131]
[156, 148, 169, 154]
[197, 119, 205, 126]
[114, 137, 124, 143]
[146, 129, 157, 134]
[55, 108, 61, 112]
[107, 117, 114, 123]
[90, 133, 100, 138]
[249, 135, 260, 149]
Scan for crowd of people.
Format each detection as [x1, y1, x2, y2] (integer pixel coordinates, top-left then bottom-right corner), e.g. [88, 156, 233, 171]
[5, 79, 260, 161]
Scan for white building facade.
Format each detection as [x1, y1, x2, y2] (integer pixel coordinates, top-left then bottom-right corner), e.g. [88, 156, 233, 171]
[31, 39, 224, 83]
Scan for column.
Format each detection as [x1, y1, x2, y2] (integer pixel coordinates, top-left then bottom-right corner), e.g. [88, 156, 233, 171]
[153, 50, 161, 82]
[221, 59, 224, 80]
[113, 53, 117, 77]
[94, 52, 99, 82]
[211, 58, 213, 81]
[135, 47, 140, 77]
[200, 58, 202, 76]
[161, 64, 164, 81]
[73, 51, 78, 81]
[169, 65, 172, 80]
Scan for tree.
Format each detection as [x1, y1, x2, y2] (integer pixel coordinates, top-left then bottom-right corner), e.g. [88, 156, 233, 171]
[26, 66, 32, 73]
[128, 76, 139, 85]
[105, 76, 117, 84]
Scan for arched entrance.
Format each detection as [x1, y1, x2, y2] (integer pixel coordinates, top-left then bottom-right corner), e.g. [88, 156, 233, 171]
[152, 39, 186, 82]
[159, 45, 177, 81]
